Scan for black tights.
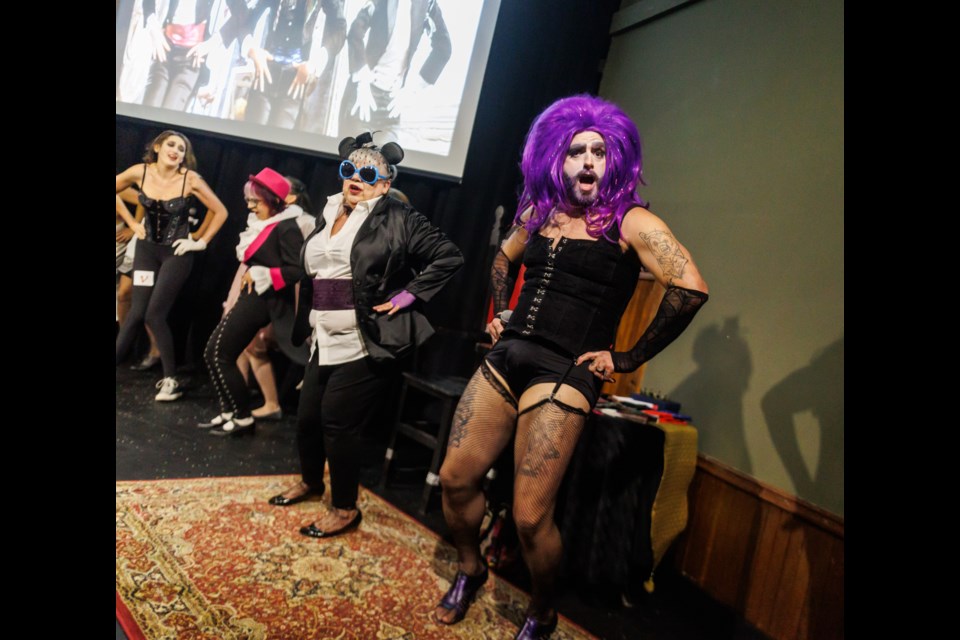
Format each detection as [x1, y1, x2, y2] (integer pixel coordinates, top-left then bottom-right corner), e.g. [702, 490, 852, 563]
[115, 241, 194, 378]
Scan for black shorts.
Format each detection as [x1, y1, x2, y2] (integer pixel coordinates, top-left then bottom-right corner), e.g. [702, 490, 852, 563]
[483, 336, 602, 408]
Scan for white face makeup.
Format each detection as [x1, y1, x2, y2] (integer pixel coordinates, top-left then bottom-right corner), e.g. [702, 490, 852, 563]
[563, 131, 606, 207]
[156, 135, 187, 169]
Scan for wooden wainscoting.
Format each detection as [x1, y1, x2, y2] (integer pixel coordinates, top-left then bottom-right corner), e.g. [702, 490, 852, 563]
[673, 455, 844, 640]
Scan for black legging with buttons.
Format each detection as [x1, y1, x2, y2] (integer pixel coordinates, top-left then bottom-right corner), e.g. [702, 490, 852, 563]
[203, 288, 273, 419]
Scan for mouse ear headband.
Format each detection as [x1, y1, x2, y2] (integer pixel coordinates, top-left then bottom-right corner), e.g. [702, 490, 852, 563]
[338, 132, 405, 179]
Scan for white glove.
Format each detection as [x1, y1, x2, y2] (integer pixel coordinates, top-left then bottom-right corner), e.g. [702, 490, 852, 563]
[145, 14, 170, 63]
[172, 237, 207, 256]
[350, 66, 376, 122]
[387, 73, 429, 119]
[247, 265, 273, 294]
[187, 32, 223, 68]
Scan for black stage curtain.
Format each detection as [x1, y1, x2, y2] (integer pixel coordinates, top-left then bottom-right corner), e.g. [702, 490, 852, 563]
[116, 0, 622, 378]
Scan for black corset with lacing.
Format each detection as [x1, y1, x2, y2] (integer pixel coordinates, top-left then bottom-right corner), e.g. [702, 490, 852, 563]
[139, 192, 192, 246]
[503, 232, 642, 357]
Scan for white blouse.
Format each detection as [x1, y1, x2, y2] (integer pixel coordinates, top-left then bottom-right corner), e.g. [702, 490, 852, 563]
[304, 193, 383, 365]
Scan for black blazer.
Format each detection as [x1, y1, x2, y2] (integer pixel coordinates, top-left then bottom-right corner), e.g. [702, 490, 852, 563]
[346, 0, 451, 86]
[292, 195, 463, 362]
[244, 217, 308, 364]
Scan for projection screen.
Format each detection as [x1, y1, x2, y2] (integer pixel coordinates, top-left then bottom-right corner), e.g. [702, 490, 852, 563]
[116, 0, 502, 181]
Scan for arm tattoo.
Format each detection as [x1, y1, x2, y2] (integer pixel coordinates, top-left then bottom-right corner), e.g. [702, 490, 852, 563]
[639, 230, 688, 284]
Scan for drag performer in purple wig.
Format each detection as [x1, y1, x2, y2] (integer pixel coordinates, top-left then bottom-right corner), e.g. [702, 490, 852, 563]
[434, 94, 709, 638]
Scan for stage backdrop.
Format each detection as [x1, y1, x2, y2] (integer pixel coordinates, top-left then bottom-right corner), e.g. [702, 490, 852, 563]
[116, 0, 625, 378]
[116, 0, 503, 181]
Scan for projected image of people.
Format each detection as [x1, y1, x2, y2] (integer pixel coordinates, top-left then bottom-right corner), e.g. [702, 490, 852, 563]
[138, 0, 249, 111]
[337, 0, 450, 143]
[118, 0, 499, 178]
[240, 0, 347, 131]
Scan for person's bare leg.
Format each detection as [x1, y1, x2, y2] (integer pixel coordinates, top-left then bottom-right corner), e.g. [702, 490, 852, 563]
[248, 351, 281, 417]
[117, 275, 133, 327]
[236, 351, 252, 385]
[145, 325, 160, 359]
[120, 274, 160, 365]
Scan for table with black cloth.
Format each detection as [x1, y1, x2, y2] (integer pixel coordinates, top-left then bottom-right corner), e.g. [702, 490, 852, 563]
[556, 409, 698, 598]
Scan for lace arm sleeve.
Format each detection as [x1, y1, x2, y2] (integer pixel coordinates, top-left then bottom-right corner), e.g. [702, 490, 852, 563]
[611, 285, 709, 373]
[491, 248, 519, 316]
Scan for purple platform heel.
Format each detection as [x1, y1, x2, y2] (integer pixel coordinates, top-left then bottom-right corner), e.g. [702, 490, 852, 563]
[436, 562, 489, 625]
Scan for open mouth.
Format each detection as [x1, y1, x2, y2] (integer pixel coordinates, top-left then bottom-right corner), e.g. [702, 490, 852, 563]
[577, 173, 597, 192]
[348, 183, 363, 195]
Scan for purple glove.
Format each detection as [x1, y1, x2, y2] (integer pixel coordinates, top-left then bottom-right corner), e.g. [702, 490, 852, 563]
[389, 290, 416, 310]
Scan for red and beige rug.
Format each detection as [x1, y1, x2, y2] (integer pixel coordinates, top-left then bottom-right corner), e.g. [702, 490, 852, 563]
[116, 475, 597, 639]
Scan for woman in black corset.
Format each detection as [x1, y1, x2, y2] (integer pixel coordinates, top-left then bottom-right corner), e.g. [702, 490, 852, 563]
[433, 95, 710, 639]
[116, 130, 228, 401]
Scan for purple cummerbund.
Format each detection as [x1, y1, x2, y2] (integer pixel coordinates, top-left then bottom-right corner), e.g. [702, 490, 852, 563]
[312, 278, 355, 310]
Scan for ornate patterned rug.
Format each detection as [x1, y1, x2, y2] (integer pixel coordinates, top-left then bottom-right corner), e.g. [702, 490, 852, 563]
[116, 475, 597, 639]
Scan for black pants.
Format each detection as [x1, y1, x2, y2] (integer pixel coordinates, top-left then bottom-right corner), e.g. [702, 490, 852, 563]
[142, 44, 201, 111]
[203, 288, 272, 419]
[244, 62, 302, 129]
[296, 67, 336, 135]
[337, 81, 400, 141]
[115, 240, 194, 378]
[297, 353, 396, 510]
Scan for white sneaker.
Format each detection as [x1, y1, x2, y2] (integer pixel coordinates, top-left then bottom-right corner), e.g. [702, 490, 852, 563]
[155, 377, 182, 401]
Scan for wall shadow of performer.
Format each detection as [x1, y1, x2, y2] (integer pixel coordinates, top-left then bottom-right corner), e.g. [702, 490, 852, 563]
[670, 316, 753, 474]
[762, 336, 844, 513]
[761, 336, 844, 640]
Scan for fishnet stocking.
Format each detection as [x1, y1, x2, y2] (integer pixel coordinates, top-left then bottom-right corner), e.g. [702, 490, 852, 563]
[440, 363, 518, 568]
[513, 399, 587, 617]
[436, 363, 519, 623]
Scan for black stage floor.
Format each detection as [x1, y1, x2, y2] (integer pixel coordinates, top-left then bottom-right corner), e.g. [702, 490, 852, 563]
[116, 362, 768, 640]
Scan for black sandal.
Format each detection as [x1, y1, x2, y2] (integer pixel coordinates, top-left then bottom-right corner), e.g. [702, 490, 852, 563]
[436, 562, 489, 625]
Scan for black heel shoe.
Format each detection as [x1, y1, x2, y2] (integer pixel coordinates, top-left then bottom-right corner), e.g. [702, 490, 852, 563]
[299, 510, 362, 538]
[269, 482, 323, 506]
[436, 561, 489, 625]
[252, 409, 283, 421]
[514, 611, 558, 639]
[130, 354, 161, 371]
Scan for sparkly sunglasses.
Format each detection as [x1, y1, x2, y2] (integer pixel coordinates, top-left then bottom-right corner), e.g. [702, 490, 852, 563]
[338, 160, 389, 184]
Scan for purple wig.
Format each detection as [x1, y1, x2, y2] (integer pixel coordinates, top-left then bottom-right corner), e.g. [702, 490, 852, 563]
[516, 94, 647, 242]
